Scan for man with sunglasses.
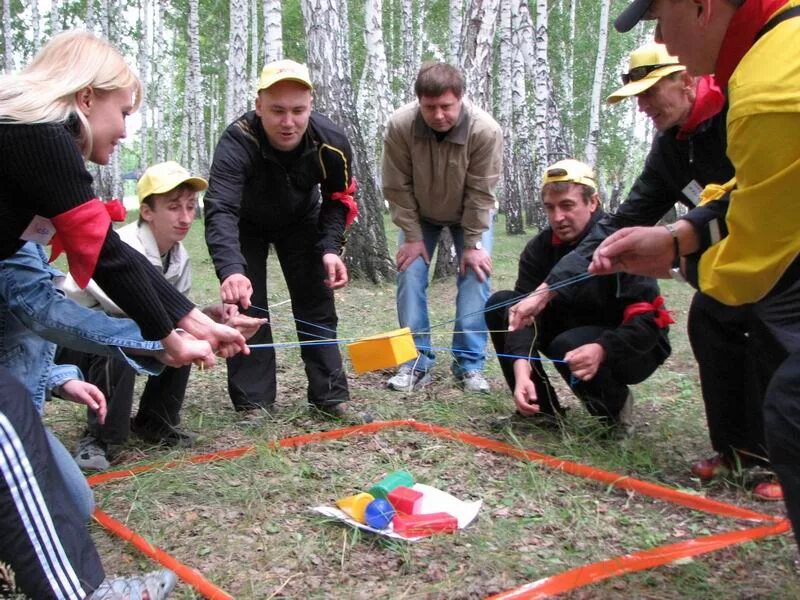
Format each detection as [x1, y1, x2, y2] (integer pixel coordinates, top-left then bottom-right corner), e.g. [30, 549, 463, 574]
[508, 43, 777, 495]
[590, 0, 800, 550]
[488, 159, 671, 437]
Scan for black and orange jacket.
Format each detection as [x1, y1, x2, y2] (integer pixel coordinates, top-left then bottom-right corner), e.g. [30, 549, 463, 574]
[204, 110, 354, 283]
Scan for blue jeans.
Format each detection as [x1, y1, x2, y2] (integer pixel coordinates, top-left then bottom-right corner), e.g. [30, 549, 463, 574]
[396, 220, 493, 375]
[46, 427, 94, 522]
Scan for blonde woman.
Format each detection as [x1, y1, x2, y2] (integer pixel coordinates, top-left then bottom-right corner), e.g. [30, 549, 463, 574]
[0, 29, 233, 599]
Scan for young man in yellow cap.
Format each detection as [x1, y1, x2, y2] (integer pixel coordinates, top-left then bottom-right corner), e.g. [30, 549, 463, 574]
[61, 162, 262, 469]
[487, 159, 671, 436]
[204, 59, 360, 419]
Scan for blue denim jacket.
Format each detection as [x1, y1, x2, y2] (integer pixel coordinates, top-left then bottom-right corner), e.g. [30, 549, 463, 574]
[0, 242, 163, 412]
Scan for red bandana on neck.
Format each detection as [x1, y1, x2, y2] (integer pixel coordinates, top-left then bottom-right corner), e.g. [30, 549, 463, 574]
[677, 75, 726, 139]
[715, 0, 788, 88]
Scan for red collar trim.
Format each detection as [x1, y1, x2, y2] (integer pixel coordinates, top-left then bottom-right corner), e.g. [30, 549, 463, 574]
[715, 0, 788, 87]
[677, 75, 725, 139]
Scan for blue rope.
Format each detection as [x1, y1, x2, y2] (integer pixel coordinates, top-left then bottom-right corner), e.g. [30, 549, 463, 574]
[427, 271, 596, 331]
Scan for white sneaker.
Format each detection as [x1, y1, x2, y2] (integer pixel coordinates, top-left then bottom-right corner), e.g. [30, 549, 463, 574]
[91, 569, 177, 599]
[459, 370, 490, 394]
[387, 365, 432, 391]
[74, 435, 110, 471]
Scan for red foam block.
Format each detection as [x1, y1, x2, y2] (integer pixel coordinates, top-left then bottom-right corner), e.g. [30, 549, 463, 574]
[387, 486, 423, 515]
[392, 512, 458, 536]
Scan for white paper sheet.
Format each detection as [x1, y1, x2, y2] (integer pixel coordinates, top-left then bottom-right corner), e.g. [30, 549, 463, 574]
[312, 483, 482, 541]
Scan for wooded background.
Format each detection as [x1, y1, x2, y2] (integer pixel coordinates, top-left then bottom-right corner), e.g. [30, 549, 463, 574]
[2, 0, 656, 281]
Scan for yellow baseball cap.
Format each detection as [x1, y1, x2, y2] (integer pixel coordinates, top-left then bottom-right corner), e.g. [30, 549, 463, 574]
[542, 159, 597, 190]
[606, 43, 685, 104]
[257, 59, 313, 92]
[137, 161, 208, 203]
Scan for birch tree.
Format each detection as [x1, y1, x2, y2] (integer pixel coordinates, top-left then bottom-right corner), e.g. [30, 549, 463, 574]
[583, 0, 611, 168]
[356, 0, 393, 158]
[459, 0, 500, 109]
[529, 0, 549, 228]
[137, 0, 151, 169]
[50, 0, 61, 35]
[262, 0, 283, 62]
[249, 0, 259, 85]
[186, 0, 207, 174]
[2, 0, 13, 72]
[225, 0, 249, 125]
[301, 0, 392, 282]
[448, 0, 463, 63]
[401, 0, 417, 100]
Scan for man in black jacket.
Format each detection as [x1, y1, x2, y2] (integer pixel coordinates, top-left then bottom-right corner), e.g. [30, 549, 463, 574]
[507, 44, 775, 494]
[204, 60, 359, 417]
[487, 159, 671, 435]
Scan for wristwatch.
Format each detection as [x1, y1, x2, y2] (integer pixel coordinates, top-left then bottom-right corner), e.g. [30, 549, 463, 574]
[467, 241, 483, 250]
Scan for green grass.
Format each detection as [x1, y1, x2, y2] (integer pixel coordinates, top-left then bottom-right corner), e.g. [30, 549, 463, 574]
[42, 212, 799, 599]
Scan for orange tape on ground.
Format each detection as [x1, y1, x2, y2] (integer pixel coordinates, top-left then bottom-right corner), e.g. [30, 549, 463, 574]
[93, 508, 233, 600]
[486, 520, 792, 599]
[408, 421, 779, 523]
[88, 419, 789, 599]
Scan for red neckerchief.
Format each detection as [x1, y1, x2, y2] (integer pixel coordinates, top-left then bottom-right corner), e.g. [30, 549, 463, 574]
[623, 296, 675, 328]
[715, 0, 788, 88]
[330, 176, 359, 227]
[677, 75, 726, 139]
[551, 232, 563, 246]
[49, 198, 126, 288]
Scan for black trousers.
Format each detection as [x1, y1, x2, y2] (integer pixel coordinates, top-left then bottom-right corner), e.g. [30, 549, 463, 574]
[226, 220, 349, 410]
[56, 348, 190, 444]
[750, 277, 800, 550]
[486, 290, 664, 421]
[0, 367, 103, 598]
[688, 293, 769, 466]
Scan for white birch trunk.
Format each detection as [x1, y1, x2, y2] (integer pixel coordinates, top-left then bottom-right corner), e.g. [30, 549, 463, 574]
[459, 0, 500, 110]
[300, 0, 392, 282]
[3, 0, 13, 72]
[262, 0, 283, 62]
[530, 0, 549, 227]
[356, 0, 393, 160]
[50, 0, 61, 35]
[583, 0, 611, 168]
[187, 0, 207, 174]
[250, 0, 259, 85]
[137, 0, 150, 168]
[154, 0, 171, 162]
[448, 0, 463, 63]
[31, 2, 41, 51]
[225, 0, 249, 125]
[85, 0, 95, 32]
[401, 0, 416, 101]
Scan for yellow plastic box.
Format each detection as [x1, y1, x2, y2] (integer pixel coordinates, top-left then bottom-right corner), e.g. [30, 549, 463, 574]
[347, 327, 418, 374]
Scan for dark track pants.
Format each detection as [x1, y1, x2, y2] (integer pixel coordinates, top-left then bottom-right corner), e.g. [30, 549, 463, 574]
[226, 221, 349, 410]
[750, 277, 800, 550]
[486, 290, 664, 421]
[688, 293, 769, 466]
[0, 367, 103, 598]
[57, 349, 190, 444]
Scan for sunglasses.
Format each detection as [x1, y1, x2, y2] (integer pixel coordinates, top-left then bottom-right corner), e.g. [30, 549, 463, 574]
[621, 63, 673, 84]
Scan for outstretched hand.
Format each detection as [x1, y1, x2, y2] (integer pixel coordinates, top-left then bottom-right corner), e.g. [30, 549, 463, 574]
[59, 380, 107, 425]
[589, 226, 673, 278]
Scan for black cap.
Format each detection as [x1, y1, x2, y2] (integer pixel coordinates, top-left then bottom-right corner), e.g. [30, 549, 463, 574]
[614, 0, 654, 32]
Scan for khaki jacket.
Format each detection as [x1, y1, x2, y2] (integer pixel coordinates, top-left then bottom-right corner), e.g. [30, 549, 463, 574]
[382, 98, 503, 247]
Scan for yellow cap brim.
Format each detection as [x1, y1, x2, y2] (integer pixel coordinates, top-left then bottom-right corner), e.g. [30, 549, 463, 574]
[138, 176, 208, 203]
[257, 75, 313, 92]
[606, 65, 686, 104]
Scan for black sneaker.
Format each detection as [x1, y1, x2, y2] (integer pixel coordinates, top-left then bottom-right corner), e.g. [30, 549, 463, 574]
[130, 420, 197, 448]
[310, 403, 374, 424]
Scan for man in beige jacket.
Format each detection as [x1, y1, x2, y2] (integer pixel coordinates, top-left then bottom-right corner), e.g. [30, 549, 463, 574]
[382, 62, 503, 393]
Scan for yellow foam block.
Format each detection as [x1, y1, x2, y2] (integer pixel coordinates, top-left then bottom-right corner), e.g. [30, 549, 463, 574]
[347, 327, 418, 374]
[335, 492, 374, 523]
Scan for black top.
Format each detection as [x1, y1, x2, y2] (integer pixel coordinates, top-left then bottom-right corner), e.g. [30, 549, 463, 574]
[0, 120, 194, 339]
[505, 210, 671, 366]
[204, 110, 354, 283]
[545, 108, 735, 302]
